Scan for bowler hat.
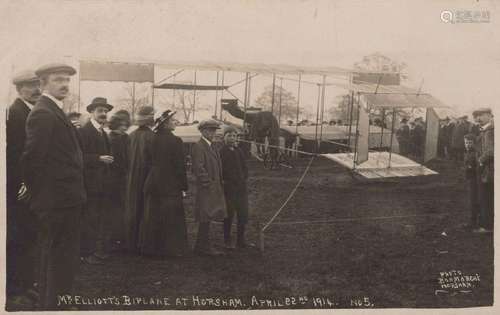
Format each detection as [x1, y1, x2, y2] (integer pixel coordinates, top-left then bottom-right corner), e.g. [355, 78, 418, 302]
[12, 70, 39, 85]
[86, 97, 113, 113]
[35, 63, 76, 77]
[198, 119, 221, 131]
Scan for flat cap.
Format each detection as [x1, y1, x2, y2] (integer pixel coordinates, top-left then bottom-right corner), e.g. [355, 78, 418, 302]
[198, 119, 221, 130]
[223, 125, 240, 135]
[12, 70, 39, 85]
[35, 63, 77, 77]
[472, 108, 492, 117]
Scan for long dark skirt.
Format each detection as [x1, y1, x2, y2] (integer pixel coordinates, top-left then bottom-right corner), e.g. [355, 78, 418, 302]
[139, 193, 188, 257]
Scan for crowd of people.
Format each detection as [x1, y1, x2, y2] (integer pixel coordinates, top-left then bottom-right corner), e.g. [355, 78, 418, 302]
[6, 63, 253, 310]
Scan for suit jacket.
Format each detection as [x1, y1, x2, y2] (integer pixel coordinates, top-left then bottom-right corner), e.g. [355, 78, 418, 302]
[192, 138, 226, 222]
[477, 122, 494, 183]
[6, 98, 31, 198]
[143, 129, 188, 196]
[21, 95, 86, 211]
[78, 120, 112, 195]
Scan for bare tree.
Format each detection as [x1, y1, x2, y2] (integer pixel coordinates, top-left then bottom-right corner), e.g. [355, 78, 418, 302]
[254, 85, 301, 122]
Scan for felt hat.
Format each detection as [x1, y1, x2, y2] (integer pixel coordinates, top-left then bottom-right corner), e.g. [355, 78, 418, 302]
[35, 63, 76, 77]
[153, 109, 176, 131]
[86, 97, 113, 113]
[135, 106, 155, 125]
[472, 108, 492, 117]
[223, 125, 240, 135]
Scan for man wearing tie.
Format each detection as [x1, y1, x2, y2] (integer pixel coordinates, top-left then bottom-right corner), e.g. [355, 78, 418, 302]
[21, 63, 86, 310]
[78, 97, 114, 264]
[6, 70, 41, 308]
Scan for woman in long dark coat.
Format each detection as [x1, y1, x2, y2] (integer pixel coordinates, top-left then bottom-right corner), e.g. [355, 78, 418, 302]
[107, 114, 130, 246]
[140, 110, 188, 257]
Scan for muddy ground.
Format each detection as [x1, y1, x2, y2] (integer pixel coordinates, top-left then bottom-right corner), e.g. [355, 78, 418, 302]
[73, 157, 493, 310]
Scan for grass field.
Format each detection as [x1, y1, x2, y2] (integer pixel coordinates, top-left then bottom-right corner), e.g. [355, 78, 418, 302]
[72, 157, 494, 310]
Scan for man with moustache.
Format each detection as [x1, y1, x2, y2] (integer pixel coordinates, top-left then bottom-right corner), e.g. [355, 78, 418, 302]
[21, 63, 86, 310]
[78, 98, 115, 263]
[6, 70, 41, 309]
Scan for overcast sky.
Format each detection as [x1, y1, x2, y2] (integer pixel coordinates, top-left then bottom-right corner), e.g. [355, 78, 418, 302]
[1, 0, 499, 119]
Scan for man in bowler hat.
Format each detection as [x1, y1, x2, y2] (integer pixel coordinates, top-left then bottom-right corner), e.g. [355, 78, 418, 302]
[21, 63, 86, 310]
[78, 97, 115, 264]
[6, 70, 41, 309]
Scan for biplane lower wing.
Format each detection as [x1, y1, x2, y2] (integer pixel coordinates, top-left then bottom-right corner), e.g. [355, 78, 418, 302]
[321, 152, 438, 179]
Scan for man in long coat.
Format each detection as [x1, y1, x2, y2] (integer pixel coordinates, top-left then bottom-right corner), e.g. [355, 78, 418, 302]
[141, 110, 188, 257]
[192, 119, 226, 256]
[124, 106, 155, 253]
[472, 108, 494, 233]
[395, 118, 410, 156]
[78, 97, 114, 264]
[451, 116, 471, 162]
[21, 63, 86, 310]
[6, 70, 41, 308]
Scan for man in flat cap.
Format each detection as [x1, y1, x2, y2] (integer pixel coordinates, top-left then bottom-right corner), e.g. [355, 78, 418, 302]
[21, 63, 85, 310]
[6, 70, 41, 309]
[125, 106, 155, 253]
[78, 98, 115, 264]
[192, 119, 227, 256]
[472, 108, 494, 233]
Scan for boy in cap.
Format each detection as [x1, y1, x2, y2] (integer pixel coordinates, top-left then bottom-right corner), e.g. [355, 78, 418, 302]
[6, 70, 41, 308]
[463, 133, 479, 229]
[219, 125, 254, 249]
[192, 119, 226, 256]
[21, 63, 85, 310]
[78, 97, 114, 264]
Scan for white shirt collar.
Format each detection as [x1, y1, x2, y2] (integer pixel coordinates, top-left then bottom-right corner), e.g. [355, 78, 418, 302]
[481, 122, 492, 131]
[20, 98, 34, 111]
[90, 118, 104, 131]
[202, 136, 212, 146]
[42, 92, 64, 110]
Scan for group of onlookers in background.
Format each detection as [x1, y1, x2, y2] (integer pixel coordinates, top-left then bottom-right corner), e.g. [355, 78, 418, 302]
[396, 117, 426, 161]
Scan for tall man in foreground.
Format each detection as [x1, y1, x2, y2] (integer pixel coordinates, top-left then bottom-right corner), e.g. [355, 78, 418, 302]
[21, 63, 86, 310]
[6, 70, 41, 308]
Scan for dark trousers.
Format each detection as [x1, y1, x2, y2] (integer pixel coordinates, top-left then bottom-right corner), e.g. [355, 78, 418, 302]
[81, 194, 112, 256]
[6, 188, 38, 298]
[467, 178, 480, 226]
[37, 205, 82, 310]
[478, 181, 494, 229]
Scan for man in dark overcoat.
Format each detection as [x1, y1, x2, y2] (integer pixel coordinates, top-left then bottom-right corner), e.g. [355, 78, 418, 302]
[395, 118, 410, 156]
[472, 108, 494, 233]
[78, 97, 114, 264]
[192, 119, 226, 256]
[124, 106, 155, 253]
[6, 70, 41, 308]
[21, 63, 86, 310]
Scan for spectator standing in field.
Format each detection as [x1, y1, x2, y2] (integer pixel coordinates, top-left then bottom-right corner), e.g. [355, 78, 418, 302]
[21, 63, 85, 310]
[220, 126, 255, 249]
[192, 119, 227, 256]
[6, 70, 41, 309]
[78, 97, 114, 264]
[451, 116, 471, 162]
[107, 113, 130, 247]
[124, 106, 155, 253]
[463, 134, 479, 229]
[140, 110, 188, 257]
[396, 118, 410, 156]
[472, 108, 494, 233]
[410, 118, 425, 161]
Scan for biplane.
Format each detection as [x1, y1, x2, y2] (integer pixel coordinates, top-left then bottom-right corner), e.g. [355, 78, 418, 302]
[75, 59, 449, 178]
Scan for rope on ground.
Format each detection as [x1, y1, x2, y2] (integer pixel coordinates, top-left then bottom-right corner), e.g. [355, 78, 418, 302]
[267, 212, 450, 226]
[237, 139, 317, 157]
[261, 156, 315, 232]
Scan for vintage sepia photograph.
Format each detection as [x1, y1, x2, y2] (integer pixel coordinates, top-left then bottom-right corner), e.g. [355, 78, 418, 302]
[0, 0, 498, 312]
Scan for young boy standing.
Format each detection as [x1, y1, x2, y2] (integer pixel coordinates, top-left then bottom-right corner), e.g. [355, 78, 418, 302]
[463, 133, 479, 229]
[219, 126, 253, 249]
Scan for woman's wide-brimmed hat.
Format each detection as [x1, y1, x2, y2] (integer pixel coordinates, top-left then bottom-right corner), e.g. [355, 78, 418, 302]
[153, 109, 176, 131]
